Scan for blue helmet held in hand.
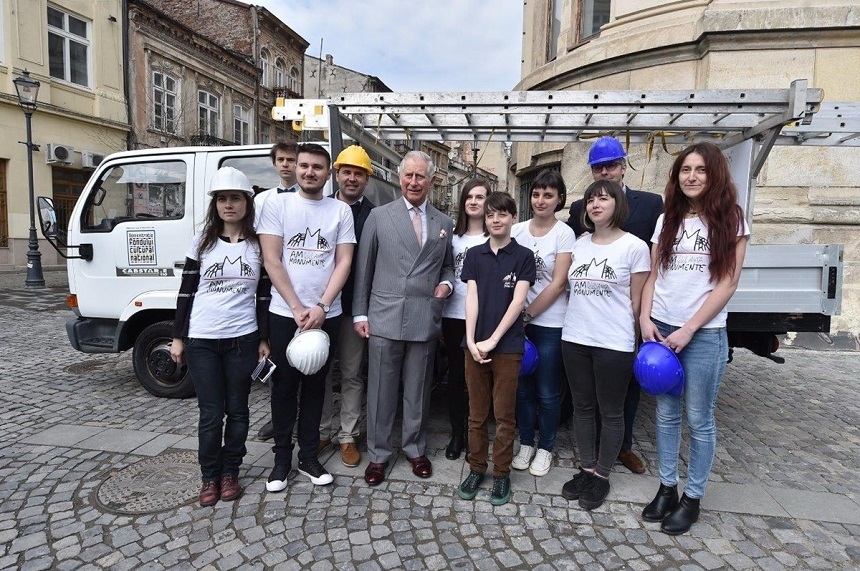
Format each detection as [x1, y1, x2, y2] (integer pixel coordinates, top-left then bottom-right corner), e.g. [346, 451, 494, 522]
[587, 137, 627, 166]
[520, 338, 539, 377]
[634, 341, 685, 396]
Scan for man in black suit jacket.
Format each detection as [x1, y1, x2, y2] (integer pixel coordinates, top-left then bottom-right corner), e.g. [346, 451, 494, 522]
[566, 137, 663, 474]
[318, 146, 376, 468]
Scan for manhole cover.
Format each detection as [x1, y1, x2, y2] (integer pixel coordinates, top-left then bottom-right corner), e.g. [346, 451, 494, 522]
[95, 451, 199, 514]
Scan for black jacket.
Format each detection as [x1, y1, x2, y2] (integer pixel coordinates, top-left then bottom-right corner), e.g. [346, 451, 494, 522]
[333, 193, 375, 316]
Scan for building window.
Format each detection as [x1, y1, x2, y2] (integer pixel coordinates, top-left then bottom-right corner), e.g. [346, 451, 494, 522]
[579, 0, 611, 39]
[275, 59, 286, 87]
[260, 122, 270, 143]
[198, 91, 220, 137]
[548, 0, 563, 61]
[152, 71, 178, 133]
[260, 49, 270, 88]
[233, 105, 250, 145]
[289, 67, 299, 93]
[0, 160, 7, 247]
[47, 6, 90, 87]
[52, 167, 89, 241]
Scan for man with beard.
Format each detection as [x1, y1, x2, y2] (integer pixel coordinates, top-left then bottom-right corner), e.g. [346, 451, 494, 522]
[318, 146, 376, 468]
[258, 143, 356, 491]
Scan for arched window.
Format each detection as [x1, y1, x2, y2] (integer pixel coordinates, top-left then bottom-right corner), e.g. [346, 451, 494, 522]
[275, 59, 286, 87]
[289, 67, 299, 93]
[260, 49, 270, 87]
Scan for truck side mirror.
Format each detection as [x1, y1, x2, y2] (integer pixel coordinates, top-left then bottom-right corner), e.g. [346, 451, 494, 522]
[37, 196, 59, 238]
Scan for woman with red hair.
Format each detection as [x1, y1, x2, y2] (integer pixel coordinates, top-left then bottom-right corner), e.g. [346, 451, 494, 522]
[639, 142, 749, 535]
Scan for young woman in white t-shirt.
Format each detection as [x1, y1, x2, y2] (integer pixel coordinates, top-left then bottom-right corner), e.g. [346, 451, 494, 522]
[170, 167, 271, 507]
[510, 169, 576, 477]
[560, 180, 650, 510]
[639, 143, 749, 535]
[441, 180, 489, 460]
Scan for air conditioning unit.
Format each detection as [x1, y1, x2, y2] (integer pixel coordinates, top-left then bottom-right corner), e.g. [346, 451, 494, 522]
[46, 143, 74, 164]
[81, 151, 106, 170]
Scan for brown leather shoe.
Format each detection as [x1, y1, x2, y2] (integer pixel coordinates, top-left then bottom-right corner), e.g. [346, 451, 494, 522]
[199, 480, 220, 506]
[618, 449, 646, 474]
[408, 455, 433, 478]
[340, 443, 361, 467]
[318, 438, 333, 455]
[364, 462, 388, 486]
[219, 474, 243, 501]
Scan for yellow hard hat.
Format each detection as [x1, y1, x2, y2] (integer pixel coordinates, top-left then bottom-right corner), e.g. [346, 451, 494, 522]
[333, 145, 373, 175]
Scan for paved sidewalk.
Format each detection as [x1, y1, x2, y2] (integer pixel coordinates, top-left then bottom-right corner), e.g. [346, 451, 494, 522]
[0, 284, 859, 569]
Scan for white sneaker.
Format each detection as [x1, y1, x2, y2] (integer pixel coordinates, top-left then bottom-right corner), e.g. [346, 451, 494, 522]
[511, 444, 536, 471]
[266, 464, 289, 492]
[529, 448, 552, 477]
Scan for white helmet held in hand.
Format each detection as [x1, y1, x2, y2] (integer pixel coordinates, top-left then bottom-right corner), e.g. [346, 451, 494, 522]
[286, 329, 330, 375]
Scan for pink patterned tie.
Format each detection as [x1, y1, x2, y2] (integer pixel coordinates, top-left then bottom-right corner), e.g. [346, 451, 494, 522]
[411, 206, 422, 245]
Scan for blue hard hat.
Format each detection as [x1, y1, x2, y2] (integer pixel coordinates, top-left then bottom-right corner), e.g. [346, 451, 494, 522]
[520, 338, 539, 377]
[587, 137, 627, 165]
[633, 341, 685, 396]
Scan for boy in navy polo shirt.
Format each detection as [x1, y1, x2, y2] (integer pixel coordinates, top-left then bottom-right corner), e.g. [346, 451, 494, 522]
[459, 192, 536, 506]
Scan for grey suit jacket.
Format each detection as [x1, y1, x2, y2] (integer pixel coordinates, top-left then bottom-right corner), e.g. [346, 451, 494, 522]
[353, 198, 455, 342]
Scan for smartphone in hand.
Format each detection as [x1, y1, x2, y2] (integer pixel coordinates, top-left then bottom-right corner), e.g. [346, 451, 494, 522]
[251, 358, 276, 383]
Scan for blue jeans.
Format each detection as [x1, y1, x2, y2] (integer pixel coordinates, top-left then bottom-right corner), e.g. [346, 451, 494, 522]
[517, 324, 562, 451]
[653, 320, 728, 499]
[185, 332, 258, 480]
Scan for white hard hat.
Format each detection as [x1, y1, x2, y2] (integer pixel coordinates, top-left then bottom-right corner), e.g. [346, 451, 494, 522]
[208, 166, 254, 197]
[286, 329, 330, 375]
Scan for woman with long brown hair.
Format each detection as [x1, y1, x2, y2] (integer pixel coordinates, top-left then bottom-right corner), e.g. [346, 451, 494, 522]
[639, 142, 749, 534]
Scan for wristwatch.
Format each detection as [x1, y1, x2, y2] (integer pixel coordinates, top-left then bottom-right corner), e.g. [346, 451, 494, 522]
[317, 302, 330, 314]
[522, 311, 533, 324]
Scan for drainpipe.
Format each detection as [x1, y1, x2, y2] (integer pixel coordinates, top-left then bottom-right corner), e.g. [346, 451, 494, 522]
[122, 0, 133, 149]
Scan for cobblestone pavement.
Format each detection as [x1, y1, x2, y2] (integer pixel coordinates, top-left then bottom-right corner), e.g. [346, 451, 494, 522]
[1, 277, 859, 570]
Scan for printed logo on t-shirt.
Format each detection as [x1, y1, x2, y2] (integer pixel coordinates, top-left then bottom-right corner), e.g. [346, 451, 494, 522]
[454, 248, 469, 280]
[669, 228, 710, 273]
[286, 227, 332, 267]
[502, 272, 518, 289]
[532, 250, 547, 283]
[570, 258, 615, 297]
[202, 255, 255, 294]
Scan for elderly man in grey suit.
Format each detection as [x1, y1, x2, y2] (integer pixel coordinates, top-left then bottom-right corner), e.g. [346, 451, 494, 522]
[353, 150, 455, 486]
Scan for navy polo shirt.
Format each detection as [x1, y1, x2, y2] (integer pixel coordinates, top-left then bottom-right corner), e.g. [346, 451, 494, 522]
[460, 237, 536, 354]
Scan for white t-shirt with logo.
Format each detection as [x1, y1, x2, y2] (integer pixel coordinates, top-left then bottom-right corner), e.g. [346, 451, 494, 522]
[443, 232, 488, 320]
[187, 235, 263, 339]
[650, 214, 750, 329]
[562, 232, 651, 352]
[511, 219, 576, 327]
[258, 193, 356, 318]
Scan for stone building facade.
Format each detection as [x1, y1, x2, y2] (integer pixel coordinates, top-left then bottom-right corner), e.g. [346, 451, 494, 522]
[134, 0, 308, 146]
[0, 0, 128, 268]
[519, 0, 860, 335]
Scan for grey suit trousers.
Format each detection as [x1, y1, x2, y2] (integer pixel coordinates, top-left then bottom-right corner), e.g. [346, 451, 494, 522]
[366, 335, 436, 463]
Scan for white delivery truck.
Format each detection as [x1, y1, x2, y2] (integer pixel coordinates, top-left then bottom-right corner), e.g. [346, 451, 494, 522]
[41, 84, 846, 398]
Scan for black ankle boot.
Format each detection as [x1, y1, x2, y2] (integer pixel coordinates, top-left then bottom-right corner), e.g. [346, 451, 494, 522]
[445, 432, 466, 460]
[661, 494, 700, 535]
[642, 484, 679, 522]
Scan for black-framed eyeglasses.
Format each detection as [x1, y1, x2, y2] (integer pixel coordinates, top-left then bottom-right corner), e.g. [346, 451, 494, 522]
[590, 161, 623, 174]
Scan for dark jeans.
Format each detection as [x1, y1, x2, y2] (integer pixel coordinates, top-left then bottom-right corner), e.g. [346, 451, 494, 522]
[442, 318, 468, 434]
[185, 332, 258, 481]
[465, 351, 521, 477]
[517, 324, 562, 451]
[595, 372, 641, 452]
[562, 341, 634, 478]
[269, 313, 341, 467]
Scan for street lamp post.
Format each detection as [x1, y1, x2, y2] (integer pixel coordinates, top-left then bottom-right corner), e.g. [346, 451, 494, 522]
[13, 69, 44, 288]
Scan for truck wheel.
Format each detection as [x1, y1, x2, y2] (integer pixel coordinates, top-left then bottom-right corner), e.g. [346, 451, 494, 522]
[132, 321, 195, 398]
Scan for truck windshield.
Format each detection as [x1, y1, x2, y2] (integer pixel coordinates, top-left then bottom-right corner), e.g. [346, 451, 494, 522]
[81, 160, 187, 232]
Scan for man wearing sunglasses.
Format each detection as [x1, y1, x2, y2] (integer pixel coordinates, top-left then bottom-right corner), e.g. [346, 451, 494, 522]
[566, 136, 663, 475]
